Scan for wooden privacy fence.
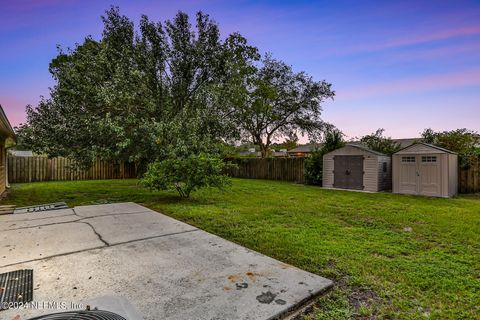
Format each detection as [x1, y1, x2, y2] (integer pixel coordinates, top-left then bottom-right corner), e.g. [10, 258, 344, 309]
[226, 157, 305, 183]
[459, 157, 480, 193]
[7, 155, 480, 193]
[7, 156, 137, 183]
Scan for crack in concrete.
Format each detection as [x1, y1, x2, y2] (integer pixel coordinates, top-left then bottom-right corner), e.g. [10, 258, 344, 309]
[1, 211, 156, 232]
[1, 219, 83, 232]
[76, 221, 110, 246]
[0, 213, 75, 223]
[0, 229, 199, 269]
[72, 208, 154, 218]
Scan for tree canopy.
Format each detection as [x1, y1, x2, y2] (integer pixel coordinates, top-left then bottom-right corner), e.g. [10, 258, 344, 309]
[17, 7, 258, 167]
[229, 55, 335, 157]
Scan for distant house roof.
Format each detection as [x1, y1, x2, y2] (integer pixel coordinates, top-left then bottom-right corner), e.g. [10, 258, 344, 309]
[0, 104, 15, 139]
[287, 144, 322, 154]
[8, 150, 33, 157]
[271, 151, 288, 157]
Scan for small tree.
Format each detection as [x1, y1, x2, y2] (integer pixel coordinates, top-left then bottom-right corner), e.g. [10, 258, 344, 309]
[359, 129, 401, 155]
[304, 128, 345, 185]
[141, 153, 231, 198]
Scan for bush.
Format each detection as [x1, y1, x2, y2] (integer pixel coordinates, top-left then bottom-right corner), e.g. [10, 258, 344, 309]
[304, 148, 324, 185]
[141, 153, 231, 198]
[359, 129, 401, 155]
[304, 128, 345, 185]
[422, 128, 480, 168]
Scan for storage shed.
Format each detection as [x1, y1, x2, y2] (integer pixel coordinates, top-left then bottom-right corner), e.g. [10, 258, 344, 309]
[323, 144, 391, 192]
[392, 143, 457, 197]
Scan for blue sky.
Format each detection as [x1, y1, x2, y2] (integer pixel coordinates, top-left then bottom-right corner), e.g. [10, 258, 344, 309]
[1, 0, 479, 139]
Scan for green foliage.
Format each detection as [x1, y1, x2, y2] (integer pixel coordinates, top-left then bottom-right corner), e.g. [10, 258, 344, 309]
[323, 128, 346, 154]
[422, 128, 480, 167]
[16, 7, 257, 168]
[359, 129, 401, 155]
[141, 153, 231, 198]
[230, 54, 335, 157]
[304, 128, 345, 185]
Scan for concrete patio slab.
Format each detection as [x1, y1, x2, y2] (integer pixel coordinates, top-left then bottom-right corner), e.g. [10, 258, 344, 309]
[0, 203, 332, 320]
[0, 213, 80, 231]
[74, 202, 150, 217]
[1, 208, 75, 221]
[1, 222, 105, 266]
[81, 211, 197, 245]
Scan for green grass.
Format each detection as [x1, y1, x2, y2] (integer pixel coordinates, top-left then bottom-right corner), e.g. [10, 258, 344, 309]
[4, 179, 480, 319]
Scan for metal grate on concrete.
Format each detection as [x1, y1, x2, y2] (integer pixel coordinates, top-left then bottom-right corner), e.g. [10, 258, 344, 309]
[27, 310, 127, 319]
[0, 269, 33, 310]
[14, 202, 69, 214]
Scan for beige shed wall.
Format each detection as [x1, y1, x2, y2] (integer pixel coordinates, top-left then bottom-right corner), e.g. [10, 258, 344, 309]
[323, 145, 389, 192]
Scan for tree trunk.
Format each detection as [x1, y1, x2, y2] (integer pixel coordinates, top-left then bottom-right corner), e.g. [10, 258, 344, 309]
[260, 143, 268, 158]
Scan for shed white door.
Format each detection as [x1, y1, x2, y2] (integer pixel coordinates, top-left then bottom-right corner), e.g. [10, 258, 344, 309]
[418, 155, 441, 197]
[398, 155, 441, 197]
[399, 156, 417, 194]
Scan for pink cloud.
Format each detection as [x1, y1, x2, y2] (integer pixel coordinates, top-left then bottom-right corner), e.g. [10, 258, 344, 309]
[340, 68, 480, 100]
[380, 25, 480, 49]
[324, 24, 480, 57]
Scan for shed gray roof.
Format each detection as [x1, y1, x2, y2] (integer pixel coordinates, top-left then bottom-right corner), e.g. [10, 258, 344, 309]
[344, 144, 388, 156]
[394, 143, 456, 154]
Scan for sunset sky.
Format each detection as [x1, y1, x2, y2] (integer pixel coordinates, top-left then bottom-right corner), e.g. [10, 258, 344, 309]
[1, 0, 479, 139]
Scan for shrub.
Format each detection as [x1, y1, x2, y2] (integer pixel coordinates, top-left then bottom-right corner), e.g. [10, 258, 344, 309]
[422, 128, 480, 168]
[141, 153, 231, 198]
[359, 129, 401, 155]
[304, 148, 324, 185]
[304, 128, 345, 185]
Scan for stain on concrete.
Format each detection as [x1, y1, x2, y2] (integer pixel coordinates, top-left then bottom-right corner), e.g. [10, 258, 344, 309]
[227, 275, 239, 283]
[236, 283, 248, 290]
[275, 299, 286, 305]
[256, 291, 277, 304]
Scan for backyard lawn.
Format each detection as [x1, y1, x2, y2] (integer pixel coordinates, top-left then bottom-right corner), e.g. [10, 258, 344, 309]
[3, 179, 479, 319]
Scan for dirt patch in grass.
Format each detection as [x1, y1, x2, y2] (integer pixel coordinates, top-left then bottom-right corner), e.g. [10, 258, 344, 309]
[348, 287, 380, 310]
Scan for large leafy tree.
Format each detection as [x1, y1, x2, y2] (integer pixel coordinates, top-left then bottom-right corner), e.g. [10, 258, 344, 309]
[17, 7, 257, 169]
[230, 55, 335, 157]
